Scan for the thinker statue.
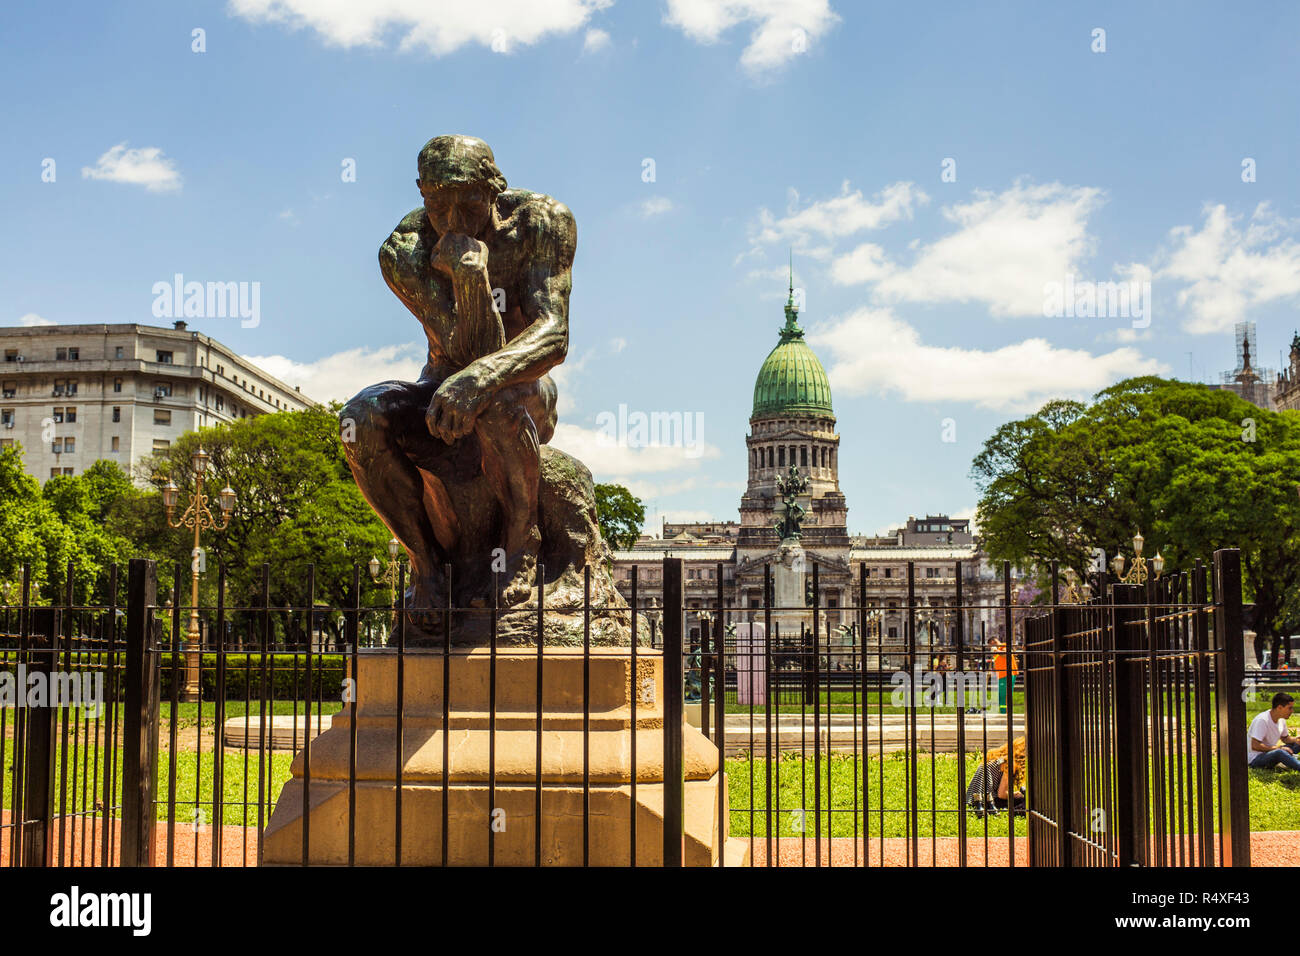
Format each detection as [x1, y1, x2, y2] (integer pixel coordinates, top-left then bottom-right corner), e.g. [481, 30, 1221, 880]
[341, 135, 628, 645]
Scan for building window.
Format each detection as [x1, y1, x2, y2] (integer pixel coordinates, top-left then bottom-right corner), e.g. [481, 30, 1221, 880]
[52, 439, 63, 453]
[801, 446, 807, 467]
[65, 406, 76, 423]
[154, 382, 172, 398]
[68, 348, 79, 361]
[4, 350, 17, 362]
[884, 568, 892, 578]
[888, 627, 898, 639]
[52, 407, 64, 424]
[113, 378, 123, 393]
[216, 365, 225, 376]
[152, 439, 170, 452]
[1, 409, 13, 427]
[154, 409, 172, 426]
[67, 380, 77, 395]
[925, 567, 938, 579]
[112, 406, 121, 423]
[0, 439, 12, 449]
[156, 350, 173, 364]
[778, 446, 785, 466]
[64, 437, 74, 452]
[215, 395, 224, 411]
[56, 348, 67, 361]
[115, 346, 124, 359]
[110, 436, 120, 452]
[1, 382, 14, 398]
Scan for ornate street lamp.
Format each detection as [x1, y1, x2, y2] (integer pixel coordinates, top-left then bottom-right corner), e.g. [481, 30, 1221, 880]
[162, 446, 236, 701]
[370, 537, 403, 633]
[1110, 530, 1163, 586]
[1061, 567, 1093, 604]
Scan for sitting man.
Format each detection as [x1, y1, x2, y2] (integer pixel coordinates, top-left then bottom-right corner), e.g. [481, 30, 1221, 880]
[341, 135, 573, 617]
[1247, 692, 1300, 771]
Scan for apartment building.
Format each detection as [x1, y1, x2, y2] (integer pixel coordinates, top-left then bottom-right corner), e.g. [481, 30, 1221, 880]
[0, 321, 314, 482]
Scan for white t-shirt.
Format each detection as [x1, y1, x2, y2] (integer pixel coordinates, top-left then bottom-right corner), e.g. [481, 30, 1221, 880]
[1248, 710, 1288, 763]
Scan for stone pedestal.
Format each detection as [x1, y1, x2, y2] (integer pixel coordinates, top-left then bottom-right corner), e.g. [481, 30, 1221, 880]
[771, 537, 807, 642]
[262, 648, 747, 866]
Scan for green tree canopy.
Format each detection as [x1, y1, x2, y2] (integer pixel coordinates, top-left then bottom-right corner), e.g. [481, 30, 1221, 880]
[594, 483, 645, 551]
[972, 377, 1300, 641]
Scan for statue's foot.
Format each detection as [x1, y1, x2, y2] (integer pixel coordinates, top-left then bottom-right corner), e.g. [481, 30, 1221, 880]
[499, 550, 539, 607]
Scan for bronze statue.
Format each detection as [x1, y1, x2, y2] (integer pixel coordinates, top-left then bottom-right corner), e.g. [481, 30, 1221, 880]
[342, 135, 627, 645]
[774, 465, 809, 541]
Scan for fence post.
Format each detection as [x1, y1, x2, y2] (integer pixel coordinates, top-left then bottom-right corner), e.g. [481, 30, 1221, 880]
[20, 607, 58, 867]
[1051, 604, 1072, 867]
[1212, 549, 1250, 867]
[1111, 583, 1147, 866]
[661, 557, 684, 867]
[122, 558, 160, 867]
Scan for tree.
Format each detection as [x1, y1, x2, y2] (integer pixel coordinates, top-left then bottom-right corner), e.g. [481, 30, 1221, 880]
[972, 377, 1300, 653]
[0, 446, 138, 603]
[135, 404, 394, 643]
[593, 483, 645, 551]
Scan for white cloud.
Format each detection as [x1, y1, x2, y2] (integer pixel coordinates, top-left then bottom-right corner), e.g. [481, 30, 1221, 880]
[609, 337, 627, 353]
[833, 181, 1105, 318]
[808, 307, 1167, 412]
[550, 422, 720, 483]
[583, 27, 611, 52]
[17, 313, 55, 327]
[228, 0, 610, 54]
[1154, 202, 1300, 335]
[246, 342, 426, 404]
[278, 208, 300, 226]
[81, 143, 182, 193]
[753, 181, 926, 254]
[663, 0, 840, 72]
[640, 196, 673, 218]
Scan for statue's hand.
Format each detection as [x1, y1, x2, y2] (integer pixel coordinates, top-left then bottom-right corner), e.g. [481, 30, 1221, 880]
[427, 367, 490, 443]
[430, 232, 489, 278]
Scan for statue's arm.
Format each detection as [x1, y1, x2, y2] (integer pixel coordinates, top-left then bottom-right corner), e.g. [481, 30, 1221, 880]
[474, 198, 575, 394]
[379, 209, 435, 320]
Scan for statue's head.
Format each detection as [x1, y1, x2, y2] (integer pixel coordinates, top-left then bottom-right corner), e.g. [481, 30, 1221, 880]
[416, 135, 507, 237]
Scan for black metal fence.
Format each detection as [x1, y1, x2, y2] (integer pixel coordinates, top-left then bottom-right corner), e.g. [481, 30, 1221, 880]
[0, 551, 1253, 867]
[1023, 550, 1249, 867]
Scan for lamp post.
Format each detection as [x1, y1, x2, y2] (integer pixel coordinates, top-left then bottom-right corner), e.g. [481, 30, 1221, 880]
[1110, 530, 1164, 586]
[369, 537, 403, 638]
[1061, 567, 1093, 604]
[162, 446, 236, 702]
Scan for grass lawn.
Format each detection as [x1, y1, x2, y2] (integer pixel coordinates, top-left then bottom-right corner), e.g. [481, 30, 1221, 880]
[5, 699, 1298, 837]
[726, 752, 1300, 838]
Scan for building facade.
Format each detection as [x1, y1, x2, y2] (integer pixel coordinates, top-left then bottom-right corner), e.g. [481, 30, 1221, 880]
[611, 282, 1007, 653]
[1274, 332, 1300, 412]
[0, 321, 314, 481]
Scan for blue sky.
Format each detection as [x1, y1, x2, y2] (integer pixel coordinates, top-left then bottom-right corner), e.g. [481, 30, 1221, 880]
[3, 1, 1300, 535]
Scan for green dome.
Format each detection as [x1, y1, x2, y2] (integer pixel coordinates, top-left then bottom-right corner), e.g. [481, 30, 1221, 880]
[752, 292, 834, 419]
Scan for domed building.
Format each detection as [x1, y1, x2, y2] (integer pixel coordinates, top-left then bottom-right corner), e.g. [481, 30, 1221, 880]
[733, 278, 853, 617]
[610, 277, 1005, 652]
[738, 277, 849, 553]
